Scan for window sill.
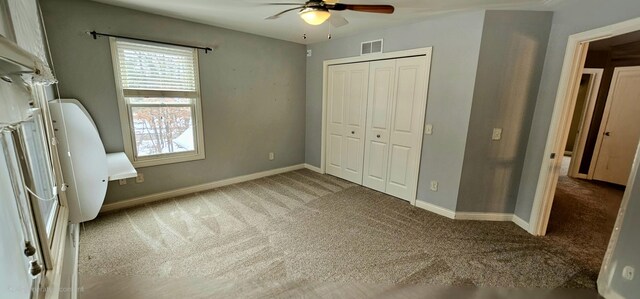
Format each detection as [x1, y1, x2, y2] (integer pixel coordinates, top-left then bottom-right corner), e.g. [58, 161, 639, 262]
[131, 152, 205, 168]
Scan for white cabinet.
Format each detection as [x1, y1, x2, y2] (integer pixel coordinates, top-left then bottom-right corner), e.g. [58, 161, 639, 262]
[326, 55, 430, 202]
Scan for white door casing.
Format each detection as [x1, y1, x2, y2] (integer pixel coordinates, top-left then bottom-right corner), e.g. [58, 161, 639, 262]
[325, 62, 369, 184]
[593, 66, 640, 186]
[385, 56, 429, 201]
[363, 59, 396, 192]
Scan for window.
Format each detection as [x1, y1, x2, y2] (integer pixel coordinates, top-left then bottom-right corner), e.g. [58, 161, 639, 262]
[110, 38, 205, 167]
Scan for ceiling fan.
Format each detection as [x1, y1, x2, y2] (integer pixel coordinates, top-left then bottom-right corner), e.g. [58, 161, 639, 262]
[265, 0, 395, 27]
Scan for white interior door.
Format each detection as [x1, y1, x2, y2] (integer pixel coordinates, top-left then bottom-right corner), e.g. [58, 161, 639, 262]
[386, 56, 429, 201]
[363, 60, 396, 192]
[325, 62, 369, 184]
[593, 66, 640, 186]
[568, 68, 603, 178]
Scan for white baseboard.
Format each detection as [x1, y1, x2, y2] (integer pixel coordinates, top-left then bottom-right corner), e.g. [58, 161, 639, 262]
[414, 200, 531, 232]
[304, 163, 323, 173]
[455, 212, 514, 221]
[511, 214, 530, 232]
[100, 164, 305, 213]
[414, 200, 455, 219]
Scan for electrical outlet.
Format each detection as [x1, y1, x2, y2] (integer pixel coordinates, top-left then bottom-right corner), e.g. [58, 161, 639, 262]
[118, 179, 127, 186]
[269, 152, 275, 161]
[430, 181, 438, 192]
[492, 128, 502, 140]
[306, 49, 312, 57]
[623, 266, 635, 281]
[424, 124, 433, 135]
[136, 173, 144, 183]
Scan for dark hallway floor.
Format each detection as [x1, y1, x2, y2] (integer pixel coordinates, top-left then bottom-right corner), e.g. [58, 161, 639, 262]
[546, 157, 624, 285]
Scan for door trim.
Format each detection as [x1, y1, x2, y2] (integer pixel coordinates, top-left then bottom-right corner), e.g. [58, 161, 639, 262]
[320, 47, 433, 206]
[529, 16, 640, 236]
[567, 68, 603, 179]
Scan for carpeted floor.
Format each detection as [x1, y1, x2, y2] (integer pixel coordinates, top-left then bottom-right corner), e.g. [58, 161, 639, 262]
[544, 157, 624, 286]
[78, 168, 618, 298]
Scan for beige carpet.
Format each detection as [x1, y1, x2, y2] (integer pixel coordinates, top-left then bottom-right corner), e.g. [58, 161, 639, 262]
[79, 169, 608, 298]
[546, 157, 624, 286]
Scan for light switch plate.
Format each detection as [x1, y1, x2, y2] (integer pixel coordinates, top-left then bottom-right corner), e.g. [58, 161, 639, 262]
[269, 152, 275, 160]
[492, 128, 502, 140]
[424, 124, 433, 135]
[430, 181, 438, 191]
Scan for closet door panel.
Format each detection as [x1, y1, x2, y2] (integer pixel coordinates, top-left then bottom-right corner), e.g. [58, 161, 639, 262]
[363, 60, 395, 191]
[344, 137, 362, 175]
[386, 56, 428, 201]
[327, 134, 343, 175]
[326, 62, 369, 184]
[388, 144, 410, 185]
[326, 67, 346, 177]
[340, 63, 369, 184]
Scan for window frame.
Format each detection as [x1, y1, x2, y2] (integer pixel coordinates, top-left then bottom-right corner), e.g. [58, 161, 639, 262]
[109, 37, 205, 168]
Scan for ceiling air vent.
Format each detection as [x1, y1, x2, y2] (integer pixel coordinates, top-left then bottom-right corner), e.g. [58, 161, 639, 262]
[361, 39, 383, 55]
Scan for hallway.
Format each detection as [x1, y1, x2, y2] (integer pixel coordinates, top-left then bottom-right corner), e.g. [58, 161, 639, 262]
[546, 157, 624, 285]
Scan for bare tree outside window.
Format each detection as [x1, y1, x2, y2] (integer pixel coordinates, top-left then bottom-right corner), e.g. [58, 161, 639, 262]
[128, 97, 195, 156]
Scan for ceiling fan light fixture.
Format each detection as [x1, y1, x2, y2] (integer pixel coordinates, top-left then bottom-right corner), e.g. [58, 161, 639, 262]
[299, 7, 331, 25]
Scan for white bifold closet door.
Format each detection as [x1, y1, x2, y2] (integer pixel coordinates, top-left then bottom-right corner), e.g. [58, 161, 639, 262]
[363, 56, 428, 201]
[362, 59, 395, 192]
[326, 55, 428, 202]
[326, 62, 370, 184]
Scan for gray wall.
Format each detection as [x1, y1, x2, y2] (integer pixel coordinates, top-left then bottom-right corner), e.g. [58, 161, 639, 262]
[598, 145, 640, 298]
[306, 11, 485, 210]
[457, 11, 552, 213]
[40, 0, 307, 204]
[514, 0, 640, 221]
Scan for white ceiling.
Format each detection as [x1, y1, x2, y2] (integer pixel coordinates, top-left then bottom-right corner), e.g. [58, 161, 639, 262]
[92, 0, 560, 44]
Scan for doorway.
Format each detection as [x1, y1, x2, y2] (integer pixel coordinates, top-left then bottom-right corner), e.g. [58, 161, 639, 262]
[529, 18, 640, 235]
[528, 18, 640, 296]
[546, 31, 640, 284]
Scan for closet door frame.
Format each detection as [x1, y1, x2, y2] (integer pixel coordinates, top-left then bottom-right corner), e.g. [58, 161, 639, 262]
[320, 47, 433, 205]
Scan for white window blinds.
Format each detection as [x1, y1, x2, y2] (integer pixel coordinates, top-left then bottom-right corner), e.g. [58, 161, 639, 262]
[6, 0, 56, 85]
[115, 40, 197, 92]
[7, 0, 48, 67]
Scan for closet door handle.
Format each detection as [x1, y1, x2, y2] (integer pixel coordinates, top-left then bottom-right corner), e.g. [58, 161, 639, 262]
[376, 134, 381, 138]
[604, 132, 611, 136]
[351, 131, 355, 135]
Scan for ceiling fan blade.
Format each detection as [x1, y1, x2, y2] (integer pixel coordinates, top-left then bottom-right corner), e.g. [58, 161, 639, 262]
[327, 3, 394, 14]
[329, 14, 349, 27]
[265, 6, 304, 19]
[265, 2, 304, 5]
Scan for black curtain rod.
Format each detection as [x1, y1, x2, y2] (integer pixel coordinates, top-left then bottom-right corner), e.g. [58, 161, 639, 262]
[88, 31, 213, 53]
